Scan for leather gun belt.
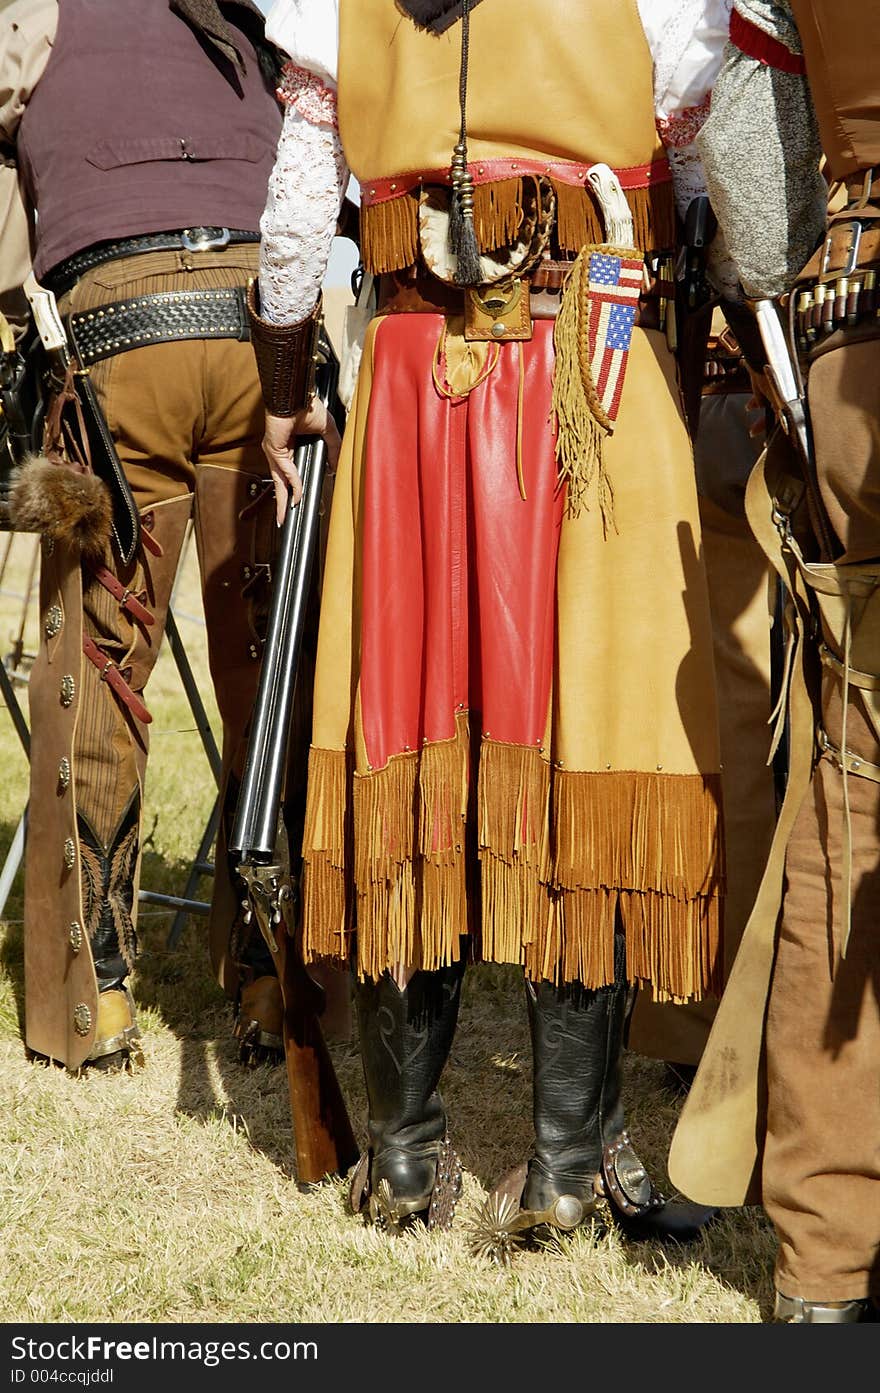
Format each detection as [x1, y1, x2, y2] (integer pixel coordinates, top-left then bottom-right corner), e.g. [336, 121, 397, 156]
[44, 227, 260, 297]
[794, 179, 880, 352]
[67, 287, 250, 366]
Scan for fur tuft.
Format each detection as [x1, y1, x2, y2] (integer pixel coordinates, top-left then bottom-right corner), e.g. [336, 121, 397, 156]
[10, 455, 112, 562]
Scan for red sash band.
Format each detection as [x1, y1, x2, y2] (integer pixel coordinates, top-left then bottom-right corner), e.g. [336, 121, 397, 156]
[729, 9, 806, 75]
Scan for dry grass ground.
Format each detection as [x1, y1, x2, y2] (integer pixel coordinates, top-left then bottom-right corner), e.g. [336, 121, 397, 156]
[0, 529, 777, 1324]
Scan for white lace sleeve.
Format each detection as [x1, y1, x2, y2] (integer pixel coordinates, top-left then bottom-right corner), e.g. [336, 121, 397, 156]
[258, 66, 349, 327]
[637, 0, 732, 220]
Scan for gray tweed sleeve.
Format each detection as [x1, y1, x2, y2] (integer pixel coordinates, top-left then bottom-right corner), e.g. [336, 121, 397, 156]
[696, 0, 825, 298]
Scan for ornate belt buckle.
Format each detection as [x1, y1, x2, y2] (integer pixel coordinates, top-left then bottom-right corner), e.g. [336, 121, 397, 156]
[463, 276, 532, 342]
[181, 227, 231, 253]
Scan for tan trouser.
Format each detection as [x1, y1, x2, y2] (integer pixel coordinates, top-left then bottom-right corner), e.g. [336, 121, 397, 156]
[765, 699, 880, 1301]
[764, 333, 880, 1302]
[24, 246, 283, 1066]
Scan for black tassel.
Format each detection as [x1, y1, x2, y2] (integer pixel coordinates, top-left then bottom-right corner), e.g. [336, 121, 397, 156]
[447, 0, 483, 286]
[449, 153, 483, 286]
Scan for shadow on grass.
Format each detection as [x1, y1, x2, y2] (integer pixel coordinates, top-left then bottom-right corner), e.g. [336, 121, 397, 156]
[614, 1204, 776, 1319]
[0, 820, 308, 1173]
[130, 847, 313, 1178]
[128, 897, 785, 1309]
[0, 815, 774, 1311]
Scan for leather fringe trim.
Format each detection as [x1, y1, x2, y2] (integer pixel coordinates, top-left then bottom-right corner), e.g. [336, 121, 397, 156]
[360, 191, 421, 274]
[553, 179, 674, 256]
[300, 745, 350, 961]
[301, 730, 723, 1001]
[473, 177, 523, 252]
[360, 179, 675, 275]
[302, 716, 471, 975]
[552, 769, 723, 900]
[477, 739, 550, 963]
[524, 769, 725, 1001]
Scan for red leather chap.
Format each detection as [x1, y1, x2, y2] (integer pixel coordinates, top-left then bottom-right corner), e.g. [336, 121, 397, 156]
[359, 315, 564, 772]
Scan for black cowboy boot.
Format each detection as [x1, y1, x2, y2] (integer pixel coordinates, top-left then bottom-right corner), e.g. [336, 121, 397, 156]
[349, 958, 466, 1230]
[590, 935, 716, 1243]
[472, 933, 714, 1261]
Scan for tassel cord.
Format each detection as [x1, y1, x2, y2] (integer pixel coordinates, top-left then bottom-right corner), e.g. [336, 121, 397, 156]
[449, 0, 483, 285]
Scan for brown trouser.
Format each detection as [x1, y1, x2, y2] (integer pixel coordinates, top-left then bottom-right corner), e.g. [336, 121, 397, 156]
[764, 333, 880, 1302]
[24, 246, 286, 1066]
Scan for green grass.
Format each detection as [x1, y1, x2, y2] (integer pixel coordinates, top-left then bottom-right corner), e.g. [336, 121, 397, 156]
[0, 530, 777, 1323]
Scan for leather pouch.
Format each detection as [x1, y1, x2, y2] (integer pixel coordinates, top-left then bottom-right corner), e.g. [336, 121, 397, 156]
[464, 276, 532, 342]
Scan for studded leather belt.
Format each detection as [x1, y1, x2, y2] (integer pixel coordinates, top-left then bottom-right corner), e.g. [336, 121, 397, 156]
[67, 286, 250, 366]
[44, 227, 260, 297]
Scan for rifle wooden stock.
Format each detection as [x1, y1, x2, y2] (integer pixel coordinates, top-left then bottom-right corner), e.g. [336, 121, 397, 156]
[232, 336, 358, 1184]
[276, 911, 358, 1184]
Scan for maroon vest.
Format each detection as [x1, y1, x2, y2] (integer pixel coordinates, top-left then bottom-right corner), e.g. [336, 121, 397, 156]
[18, 0, 282, 278]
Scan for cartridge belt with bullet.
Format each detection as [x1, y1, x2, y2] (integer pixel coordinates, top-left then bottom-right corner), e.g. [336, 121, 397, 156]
[793, 265, 880, 354]
[793, 198, 880, 356]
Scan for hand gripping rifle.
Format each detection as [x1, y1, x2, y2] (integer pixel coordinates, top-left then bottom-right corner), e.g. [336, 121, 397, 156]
[229, 331, 358, 1184]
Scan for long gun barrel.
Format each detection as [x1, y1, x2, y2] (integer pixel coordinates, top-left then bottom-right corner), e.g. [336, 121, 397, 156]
[230, 334, 358, 1184]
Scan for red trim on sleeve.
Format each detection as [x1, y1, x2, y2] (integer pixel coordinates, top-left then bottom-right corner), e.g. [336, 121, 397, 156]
[730, 9, 806, 74]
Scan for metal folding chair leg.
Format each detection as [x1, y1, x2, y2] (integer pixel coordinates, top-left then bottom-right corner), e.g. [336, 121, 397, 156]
[0, 645, 31, 920]
[161, 792, 221, 946]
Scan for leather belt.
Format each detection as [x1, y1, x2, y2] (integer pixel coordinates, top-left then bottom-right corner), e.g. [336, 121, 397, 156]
[377, 260, 578, 310]
[377, 265, 662, 330]
[793, 268, 880, 351]
[844, 166, 880, 206]
[67, 287, 250, 366]
[44, 227, 260, 297]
